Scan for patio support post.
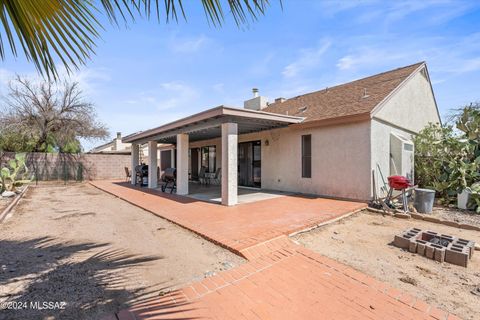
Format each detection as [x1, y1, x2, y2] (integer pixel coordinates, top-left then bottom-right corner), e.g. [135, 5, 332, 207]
[176, 133, 189, 195]
[148, 141, 158, 188]
[221, 122, 238, 206]
[131, 143, 139, 185]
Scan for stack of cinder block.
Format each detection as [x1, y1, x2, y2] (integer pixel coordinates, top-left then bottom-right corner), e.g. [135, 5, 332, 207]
[393, 228, 475, 267]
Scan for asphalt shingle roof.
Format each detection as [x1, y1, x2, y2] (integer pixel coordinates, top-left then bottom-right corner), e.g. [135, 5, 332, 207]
[263, 62, 424, 122]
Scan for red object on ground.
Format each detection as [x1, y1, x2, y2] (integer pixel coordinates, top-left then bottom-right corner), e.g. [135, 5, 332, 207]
[388, 175, 411, 190]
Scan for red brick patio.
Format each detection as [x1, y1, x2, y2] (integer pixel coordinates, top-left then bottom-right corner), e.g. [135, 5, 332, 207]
[92, 181, 457, 320]
[90, 180, 366, 257]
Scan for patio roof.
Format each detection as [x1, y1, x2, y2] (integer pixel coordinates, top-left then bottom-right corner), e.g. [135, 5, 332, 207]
[123, 106, 304, 144]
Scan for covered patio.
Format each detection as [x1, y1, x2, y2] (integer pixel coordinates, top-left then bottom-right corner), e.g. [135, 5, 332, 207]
[185, 183, 291, 204]
[124, 106, 303, 206]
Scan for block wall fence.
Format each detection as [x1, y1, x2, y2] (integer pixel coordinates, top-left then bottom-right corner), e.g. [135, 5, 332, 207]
[0, 152, 130, 181]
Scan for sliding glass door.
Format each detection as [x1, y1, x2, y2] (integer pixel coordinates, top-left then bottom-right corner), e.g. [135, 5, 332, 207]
[238, 140, 261, 188]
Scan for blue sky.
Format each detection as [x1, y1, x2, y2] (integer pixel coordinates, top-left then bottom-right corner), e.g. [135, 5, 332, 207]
[1, 0, 480, 150]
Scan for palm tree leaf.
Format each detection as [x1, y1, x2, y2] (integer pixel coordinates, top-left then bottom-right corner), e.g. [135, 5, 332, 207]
[0, 0, 275, 79]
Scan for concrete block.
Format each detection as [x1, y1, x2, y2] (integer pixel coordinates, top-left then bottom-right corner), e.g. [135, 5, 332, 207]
[459, 223, 480, 231]
[409, 241, 417, 253]
[440, 220, 460, 228]
[410, 213, 424, 220]
[423, 216, 442, 223]
[394, 234, 411, 249]
[454, 239, 475, 258]
[395, 212, 410, 219]
[425, 244, 435, 259]
[416, 240, 427, 256]
[432, 245, 445, 263]
[445, 245, 469, 267]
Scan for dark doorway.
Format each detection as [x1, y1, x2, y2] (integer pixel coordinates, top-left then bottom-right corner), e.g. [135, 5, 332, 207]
[160, 150, 172, 170]
[238, 140, 261, 188]
[190, 148, 199, 180]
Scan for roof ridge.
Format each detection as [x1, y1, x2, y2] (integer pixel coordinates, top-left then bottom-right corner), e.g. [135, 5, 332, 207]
[284, 61, 424, 102]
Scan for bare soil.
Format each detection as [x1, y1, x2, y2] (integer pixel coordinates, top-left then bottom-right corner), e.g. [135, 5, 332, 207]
[0, 183, 244, 320]
[293, 211, 480, 320]
[0, 196, 13, 214]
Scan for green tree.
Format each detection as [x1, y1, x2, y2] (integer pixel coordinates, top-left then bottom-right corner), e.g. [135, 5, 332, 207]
[0, 0, 273, 78]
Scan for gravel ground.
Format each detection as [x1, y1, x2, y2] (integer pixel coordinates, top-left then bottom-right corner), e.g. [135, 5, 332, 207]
[0, 183, 244, 320]
[293, 211, 480, 320]
[431, 206, 480, 227]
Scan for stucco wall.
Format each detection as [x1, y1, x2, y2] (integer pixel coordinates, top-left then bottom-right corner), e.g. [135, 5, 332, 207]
[373, 69, 441, 132]
[370, 119, 414, 197]
[188, 121, 371, 201]
[370, 68, 440, 198]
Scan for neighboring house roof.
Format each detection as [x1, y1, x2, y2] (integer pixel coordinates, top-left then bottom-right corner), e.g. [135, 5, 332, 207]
[89, 140, 115, 153]
[263, 62, 425, 123]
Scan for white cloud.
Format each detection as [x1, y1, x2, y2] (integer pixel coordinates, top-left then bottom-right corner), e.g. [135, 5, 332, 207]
[125, 81, 199, 111]
[169, 34, 209, 53]
[282, 40, 331, 78]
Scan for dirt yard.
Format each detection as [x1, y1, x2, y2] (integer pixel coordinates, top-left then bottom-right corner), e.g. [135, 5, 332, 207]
[0, 183, 244, 320]
[293, 211, 480, 320]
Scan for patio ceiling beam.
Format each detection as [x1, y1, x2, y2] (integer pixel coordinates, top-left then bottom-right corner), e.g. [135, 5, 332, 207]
[131, 117, 291, 145]
[124, 106, 304, 144]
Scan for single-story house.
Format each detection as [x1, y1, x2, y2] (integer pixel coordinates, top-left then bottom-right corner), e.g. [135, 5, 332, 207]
[124, 62, 441, 206]
[89, 132, 132, 154]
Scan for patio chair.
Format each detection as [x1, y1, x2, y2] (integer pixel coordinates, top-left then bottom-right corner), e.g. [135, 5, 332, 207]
[198, 166, 207, 185]
[124, 167, 131, 182]
[209, 167, 221, 185]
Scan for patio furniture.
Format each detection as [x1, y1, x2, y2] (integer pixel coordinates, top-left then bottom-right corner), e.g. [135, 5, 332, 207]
[124, 167, 131, 182]
[134, 164, 148, 187]
[209, 167, 221, 185]
[198, 166, 207, 185]
[161, 167, 176, 193]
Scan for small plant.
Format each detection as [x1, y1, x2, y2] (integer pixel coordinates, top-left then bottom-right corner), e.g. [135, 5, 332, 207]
[467, 182, 480, 213]
[0, 153, 31, 193]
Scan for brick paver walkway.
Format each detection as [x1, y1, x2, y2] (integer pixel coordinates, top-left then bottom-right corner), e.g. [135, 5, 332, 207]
[90, 181, 366, 257]
[115, 237, 456, 320]
[92, 181, 457, 320]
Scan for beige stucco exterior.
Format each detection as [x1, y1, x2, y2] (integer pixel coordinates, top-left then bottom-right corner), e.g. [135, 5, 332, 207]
[370, 67, 441, 198]
[185, 66, 440, 202]
[127, 64, 441, 203]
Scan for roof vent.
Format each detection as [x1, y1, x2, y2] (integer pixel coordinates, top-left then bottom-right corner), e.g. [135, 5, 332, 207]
[275, 97, 286, 103]
[362, 88, 370, 99]
[252, 88, 259, 98]
[298, 106, 308, 113]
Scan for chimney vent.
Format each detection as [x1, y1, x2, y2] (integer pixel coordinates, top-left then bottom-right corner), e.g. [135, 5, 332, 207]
[244, 88, 267, 111]
[116, 132, 122, 139]
[275, 97, 286, 103]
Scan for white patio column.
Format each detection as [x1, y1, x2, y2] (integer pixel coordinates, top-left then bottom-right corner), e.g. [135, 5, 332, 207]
[147, 141, 158, 188]
[171, 148, 175, 168]
[221, 123, 238, 206]
[176, 134, 189, 195]
[131, 143, 139, 185]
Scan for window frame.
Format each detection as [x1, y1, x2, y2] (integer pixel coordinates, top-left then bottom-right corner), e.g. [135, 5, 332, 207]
[301, 134, 312, 178]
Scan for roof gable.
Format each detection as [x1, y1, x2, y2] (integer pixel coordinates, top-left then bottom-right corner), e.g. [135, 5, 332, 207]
[263, 62, 425, 122]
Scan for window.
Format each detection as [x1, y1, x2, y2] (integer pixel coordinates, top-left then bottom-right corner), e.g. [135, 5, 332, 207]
[201, 146, 216, 173]
[302, 135, 311, 178]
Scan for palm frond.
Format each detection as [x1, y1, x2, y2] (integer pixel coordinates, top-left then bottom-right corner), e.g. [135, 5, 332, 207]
[0, 0, 100, 79]
[0, 0, 275, 80]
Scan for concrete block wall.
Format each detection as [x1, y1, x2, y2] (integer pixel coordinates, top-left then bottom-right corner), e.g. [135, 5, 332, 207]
[0, 152, 130, 181]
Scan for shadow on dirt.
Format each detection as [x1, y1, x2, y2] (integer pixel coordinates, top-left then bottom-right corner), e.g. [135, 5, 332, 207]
[0, 237, 172, 319]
